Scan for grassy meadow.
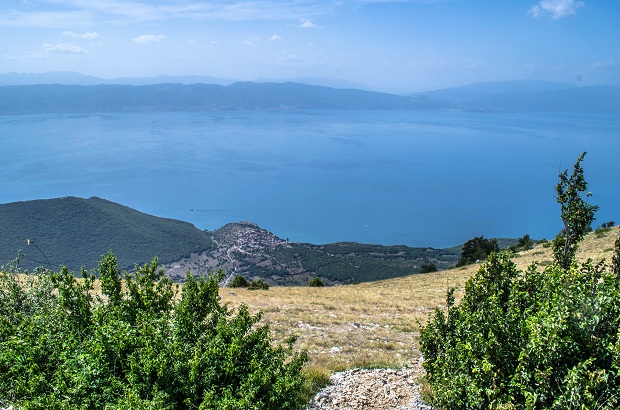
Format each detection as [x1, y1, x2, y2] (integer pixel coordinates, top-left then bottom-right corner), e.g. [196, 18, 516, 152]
[10, 227, 619, 377]
[219, 227, 619, 374]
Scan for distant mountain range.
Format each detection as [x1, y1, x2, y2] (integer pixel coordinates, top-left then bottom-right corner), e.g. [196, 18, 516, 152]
[0, 72, 618, 113]
[0, 71, 237, 87]
[0, 71, 367, 90]
[419, 80, 620, 113]
[0, 197, 461, 285]
[0, 82, 429, 113]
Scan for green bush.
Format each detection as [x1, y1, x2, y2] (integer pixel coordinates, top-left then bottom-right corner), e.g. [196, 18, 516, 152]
[230, 275, 250, 288]
[601, 221, 616, 229]
[308, 277, 325, 287]
[595, 222, 615, 238]
[247, 279, 270, 290]
[456, 236, 499, 267]
[420, 152, 620, 409]
[0, 252, 306, 409]
[420, 262, 438, 273]
[510, 234, 534, 252]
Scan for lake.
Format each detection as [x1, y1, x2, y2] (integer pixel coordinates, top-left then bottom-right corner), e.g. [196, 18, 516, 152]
[1, 110, 618, 248]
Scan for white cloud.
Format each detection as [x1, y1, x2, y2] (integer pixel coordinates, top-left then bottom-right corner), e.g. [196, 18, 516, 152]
[244, 36, 261, 46]
[62, 31, 99, 39]
[278, 51, 303, 64]
[271, 35, 282, 41]
[591, 60, 619, 71]
[299, 17, 317, 28]
[0, 1, 421, 28]
[24, 52, 47, 60]
[0, 1, 328, 27]
[133, 34, 166, 44]
[529, 0, 584, 19]
[43, 42, 87, 54]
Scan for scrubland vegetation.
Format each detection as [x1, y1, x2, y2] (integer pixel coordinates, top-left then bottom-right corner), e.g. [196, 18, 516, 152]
[1, 153, 618, 409]
[0, 253, 306, 409]
[420, 153, 620, 409]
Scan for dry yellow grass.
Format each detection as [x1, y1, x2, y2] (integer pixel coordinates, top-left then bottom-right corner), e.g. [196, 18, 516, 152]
[9, 227, 618, 375]
[220, 227, 619, 373]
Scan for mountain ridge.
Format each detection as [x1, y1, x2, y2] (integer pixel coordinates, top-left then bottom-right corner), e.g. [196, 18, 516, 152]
[0, 82, 426, 113]
[1, 77, 618, 113]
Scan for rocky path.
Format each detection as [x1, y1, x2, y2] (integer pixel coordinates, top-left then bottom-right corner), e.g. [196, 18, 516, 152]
[306, 358, 434, 410]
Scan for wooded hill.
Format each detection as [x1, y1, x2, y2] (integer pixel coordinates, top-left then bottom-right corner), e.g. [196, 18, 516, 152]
[0, 197, 214, 272]
[0, 197, 463, 284]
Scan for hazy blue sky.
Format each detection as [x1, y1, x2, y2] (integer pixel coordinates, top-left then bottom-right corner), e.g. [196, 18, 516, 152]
[1, 0, 619, 92]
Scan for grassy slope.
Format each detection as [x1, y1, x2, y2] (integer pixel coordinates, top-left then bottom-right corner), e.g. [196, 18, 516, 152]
[0, 196, 213, 271]
[219, 227, 619, 373]
[10, 226, 617, 374]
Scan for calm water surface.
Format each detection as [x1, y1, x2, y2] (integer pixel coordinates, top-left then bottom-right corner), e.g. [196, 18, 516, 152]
[1, 110, 618, 248]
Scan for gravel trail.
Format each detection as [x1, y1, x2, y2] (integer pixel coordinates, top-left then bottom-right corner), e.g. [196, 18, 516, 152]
[306, 358, 434, 410]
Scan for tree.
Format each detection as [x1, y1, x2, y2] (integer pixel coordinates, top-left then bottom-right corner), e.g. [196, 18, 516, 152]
[420, 153, 620, 409]
[509, 234, 534, 252]
[455, 236, 499, 267]
[230, 275, 249, 288]
[420, 262, 438, 273]
[553, 152, 599, 269]
[247, 279, 270, 290]
[309, 277, 324, 287]
[516, 234, 534, 251]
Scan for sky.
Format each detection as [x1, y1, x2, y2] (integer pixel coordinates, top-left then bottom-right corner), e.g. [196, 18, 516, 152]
[1, 0, 619, 93]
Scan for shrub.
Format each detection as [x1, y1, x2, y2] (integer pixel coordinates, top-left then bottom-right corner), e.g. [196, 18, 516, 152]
[601, 221, 616, 229]
[230, 275, 249, 288]
[420, 262, 438, 273]
[420, 152, 620, 409]
[515, 234, 534, 251]
[455, 236, 499, 267]
[248, 279, 270, 290]
[595, 221, 616, 237]
[309, 277, 325, 287]
[0, 252, 306, 409]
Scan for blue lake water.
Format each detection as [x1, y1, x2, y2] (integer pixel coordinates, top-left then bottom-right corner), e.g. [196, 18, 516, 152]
[1, 110, 618, 248]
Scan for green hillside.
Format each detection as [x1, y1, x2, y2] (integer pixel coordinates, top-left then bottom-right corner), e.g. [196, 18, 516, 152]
[0, 196, 213, 271]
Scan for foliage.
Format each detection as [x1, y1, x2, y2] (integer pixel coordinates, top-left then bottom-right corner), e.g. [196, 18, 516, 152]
[420, 262, 438, 273]
[308, 277, 325, 287]
[455, 236, 500, 267]
[595, 222, 616, 238]
[420, 153, 620, 409]
[600, 221, 615, 229]
[0, 252, 307, 409]
[509, 234, 534, 252]
[552, 152, 599, 269]
[230, 275, 250, 288]
[248, 279, 270, 290]
[269, 242, 459, 285]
